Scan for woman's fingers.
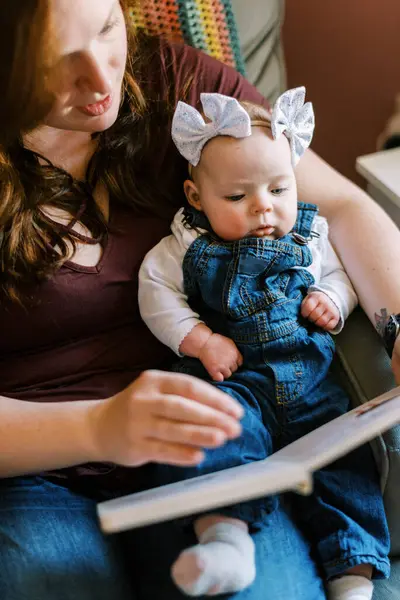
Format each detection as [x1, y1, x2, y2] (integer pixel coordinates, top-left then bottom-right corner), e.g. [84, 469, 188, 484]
[147, 393, 242, 439]
[149, 419, 228, 448]
[144, 438, 205, 466]
[146, 370, 244, 419]
[392, 336, 400, 385]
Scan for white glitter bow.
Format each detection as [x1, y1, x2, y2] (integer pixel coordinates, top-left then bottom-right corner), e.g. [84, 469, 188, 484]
[271, 86, 315, 166]
[171, 93, 252, 166]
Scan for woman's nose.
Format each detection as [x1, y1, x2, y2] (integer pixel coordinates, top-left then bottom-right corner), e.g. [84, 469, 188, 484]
[76, 52, 112, 98]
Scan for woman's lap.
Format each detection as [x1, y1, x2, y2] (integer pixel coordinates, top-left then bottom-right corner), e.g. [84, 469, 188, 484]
[0, 477, 132, 600]
[128, 501, 326, 600]
[0, 477, 326, 600]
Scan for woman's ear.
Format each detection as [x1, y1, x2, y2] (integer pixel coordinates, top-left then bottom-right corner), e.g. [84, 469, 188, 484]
[184, 179, 202, 211]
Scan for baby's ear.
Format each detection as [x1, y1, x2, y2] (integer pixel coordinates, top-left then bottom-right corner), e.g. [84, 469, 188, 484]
[184, 179, 202, 211]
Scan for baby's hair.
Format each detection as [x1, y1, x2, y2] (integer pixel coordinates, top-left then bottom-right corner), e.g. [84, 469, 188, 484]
[188, 100, 272, 179]
[238, 100, 272, 129]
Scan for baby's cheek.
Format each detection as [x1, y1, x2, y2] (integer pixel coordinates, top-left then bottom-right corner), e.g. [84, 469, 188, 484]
[233, 212, 251, 235]
[217, 215, 248, 240]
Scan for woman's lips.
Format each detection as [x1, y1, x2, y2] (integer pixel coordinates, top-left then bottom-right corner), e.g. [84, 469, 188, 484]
[76, 94, 113, 117]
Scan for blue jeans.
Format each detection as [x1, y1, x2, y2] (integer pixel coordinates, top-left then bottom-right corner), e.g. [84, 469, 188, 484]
[163, 366, 390, 580]
[0, 476, 326, 600]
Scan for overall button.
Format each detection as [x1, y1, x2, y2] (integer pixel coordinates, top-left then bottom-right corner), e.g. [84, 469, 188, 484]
[292, 232, 309, 245]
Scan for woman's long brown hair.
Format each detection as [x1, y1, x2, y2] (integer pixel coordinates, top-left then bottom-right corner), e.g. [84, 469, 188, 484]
[0, 0, 53, 146]
[0, 0, 187, 303]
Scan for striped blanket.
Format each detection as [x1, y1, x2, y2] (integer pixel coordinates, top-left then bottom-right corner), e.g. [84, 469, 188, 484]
[128, 0, 245, 74]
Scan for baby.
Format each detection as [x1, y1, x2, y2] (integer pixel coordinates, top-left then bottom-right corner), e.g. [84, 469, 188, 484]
[138, 89, 389, 599]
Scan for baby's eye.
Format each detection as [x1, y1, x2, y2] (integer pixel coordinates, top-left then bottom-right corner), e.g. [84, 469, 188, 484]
[271, 188, 287, 196]
[225, 194, 245, 202]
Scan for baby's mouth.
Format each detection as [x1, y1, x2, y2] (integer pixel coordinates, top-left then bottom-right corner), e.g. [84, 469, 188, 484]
[252, 225, 275, 237]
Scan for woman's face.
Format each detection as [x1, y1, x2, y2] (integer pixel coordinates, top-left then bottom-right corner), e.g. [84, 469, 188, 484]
[44, 0, 128, 133]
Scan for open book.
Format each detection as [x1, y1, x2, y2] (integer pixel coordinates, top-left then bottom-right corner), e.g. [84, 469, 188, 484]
[97, 386, 400, 534]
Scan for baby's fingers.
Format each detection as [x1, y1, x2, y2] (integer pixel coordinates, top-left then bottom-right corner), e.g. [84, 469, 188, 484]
[307, 302, 327, 323]
[314, 311, 332, 328]
[301, 295, 318, 318]
[323, 316, 340, 331]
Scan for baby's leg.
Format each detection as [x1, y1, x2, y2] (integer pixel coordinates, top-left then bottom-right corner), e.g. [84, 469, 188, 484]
[284, 380, 390, 600]
[150, 374, 277, 596]
[171, 514, 255, 597]
[327, 568, 373, 600]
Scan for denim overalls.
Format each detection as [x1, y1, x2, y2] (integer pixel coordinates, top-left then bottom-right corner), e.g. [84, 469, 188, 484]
[156, 202, 390, 580]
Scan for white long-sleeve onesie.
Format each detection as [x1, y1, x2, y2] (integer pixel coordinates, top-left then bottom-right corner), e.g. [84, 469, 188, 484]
[138, 209, 358, 355]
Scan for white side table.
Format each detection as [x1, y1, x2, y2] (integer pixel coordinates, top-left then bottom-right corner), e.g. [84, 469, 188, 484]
[356, 147, 400, 227]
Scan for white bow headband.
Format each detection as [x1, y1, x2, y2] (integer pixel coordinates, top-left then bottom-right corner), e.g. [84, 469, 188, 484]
[171, 87, 315, 167]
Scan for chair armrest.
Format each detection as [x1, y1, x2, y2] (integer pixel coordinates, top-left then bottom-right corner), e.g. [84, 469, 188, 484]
[335, 307, 400, 555]
[335, 307, 395, 401]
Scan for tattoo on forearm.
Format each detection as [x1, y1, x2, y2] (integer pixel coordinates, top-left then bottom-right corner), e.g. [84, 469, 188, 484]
[375, 308, 390, 337]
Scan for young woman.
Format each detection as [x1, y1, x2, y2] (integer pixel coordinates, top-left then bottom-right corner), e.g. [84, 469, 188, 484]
[0, 1, 399, 599]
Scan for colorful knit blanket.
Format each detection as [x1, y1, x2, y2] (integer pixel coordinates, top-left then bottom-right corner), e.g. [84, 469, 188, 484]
[129, 0, 245, 74]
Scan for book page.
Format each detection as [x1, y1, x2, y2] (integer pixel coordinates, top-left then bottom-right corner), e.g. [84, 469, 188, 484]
[97, 387, 400, 534]
[272, 387, 400, 471]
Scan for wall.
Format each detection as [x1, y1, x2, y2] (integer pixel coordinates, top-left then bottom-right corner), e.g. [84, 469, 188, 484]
[283, 0, 400, 183]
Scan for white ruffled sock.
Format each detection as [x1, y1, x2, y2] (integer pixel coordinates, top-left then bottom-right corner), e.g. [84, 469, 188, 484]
[327, 575, 374, 600]
[171, 522, 256, 597]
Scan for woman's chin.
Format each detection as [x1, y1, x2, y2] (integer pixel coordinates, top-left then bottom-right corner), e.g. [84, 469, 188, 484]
[84, 111, 119, 133]
[45, 96, 121, 134]
[76, 103, 120, 133]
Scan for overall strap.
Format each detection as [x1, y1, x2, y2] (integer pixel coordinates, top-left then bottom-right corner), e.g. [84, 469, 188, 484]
[292, 202, 319, 239]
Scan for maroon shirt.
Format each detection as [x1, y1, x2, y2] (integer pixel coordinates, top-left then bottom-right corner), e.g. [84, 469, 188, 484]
[1, 40, 268, 490]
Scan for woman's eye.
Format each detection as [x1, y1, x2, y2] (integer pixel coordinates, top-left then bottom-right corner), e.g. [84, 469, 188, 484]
[100, 19, 119, 36]
[226, 194, 245, 202]
[271, 188, 287, 196]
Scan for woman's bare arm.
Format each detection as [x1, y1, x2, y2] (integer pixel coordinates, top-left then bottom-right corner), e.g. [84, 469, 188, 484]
[0, 371, 243, 478]
[296, 149, 400, 383]
[296, 149, 400, 321]
[0, 395, 100, 477]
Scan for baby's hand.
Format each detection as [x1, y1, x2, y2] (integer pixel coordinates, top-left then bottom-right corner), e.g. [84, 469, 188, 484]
[301, 291, 340, 331]
[199, 334, 243, 382]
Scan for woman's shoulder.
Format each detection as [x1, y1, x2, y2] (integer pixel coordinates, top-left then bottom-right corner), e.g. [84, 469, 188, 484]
[135, 34, 269, 109]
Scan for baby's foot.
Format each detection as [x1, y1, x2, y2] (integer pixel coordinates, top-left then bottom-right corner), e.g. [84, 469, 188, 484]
[171, 522, 255, 596]
[327, 575, 373, 600]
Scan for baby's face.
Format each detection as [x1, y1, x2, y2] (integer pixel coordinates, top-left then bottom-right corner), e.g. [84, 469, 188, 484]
[190, 128, 298, 241]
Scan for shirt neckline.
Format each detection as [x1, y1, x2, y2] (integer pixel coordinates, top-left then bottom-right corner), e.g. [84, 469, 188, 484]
[62, 203, 114, 274]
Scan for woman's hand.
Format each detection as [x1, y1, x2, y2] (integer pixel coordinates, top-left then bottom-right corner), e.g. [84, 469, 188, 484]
[91, 370, 243, 468]
[392, 335, 400, 385]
